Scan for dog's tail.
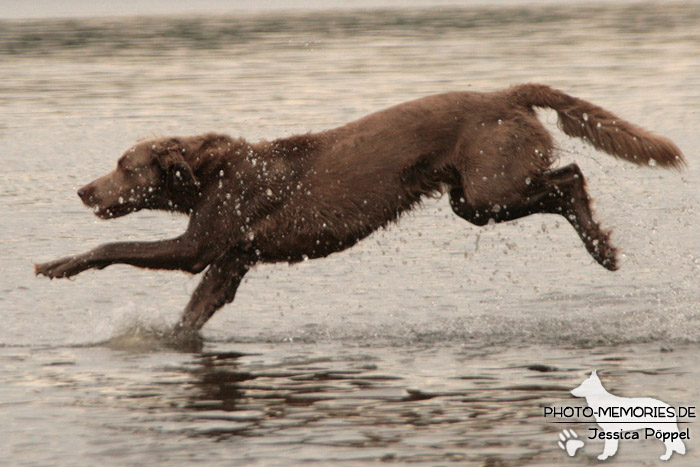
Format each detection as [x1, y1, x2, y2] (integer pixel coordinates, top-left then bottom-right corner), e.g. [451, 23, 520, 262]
[511, 83, 686, 169]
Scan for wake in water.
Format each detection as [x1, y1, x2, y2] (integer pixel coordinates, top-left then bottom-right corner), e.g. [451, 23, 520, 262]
[103, 318, 204, 353]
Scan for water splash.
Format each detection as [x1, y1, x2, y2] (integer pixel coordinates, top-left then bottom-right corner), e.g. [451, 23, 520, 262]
[105, 321, 203, 352]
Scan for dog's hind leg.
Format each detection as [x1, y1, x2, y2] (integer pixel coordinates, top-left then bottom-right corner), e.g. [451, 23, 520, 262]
[661, 436, 686, 460]
[175, 251, 251, 333]
[527, 164, 618, 270]
[449, 163, 618, 270]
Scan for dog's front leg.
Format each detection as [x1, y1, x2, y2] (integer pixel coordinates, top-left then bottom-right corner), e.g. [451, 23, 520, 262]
[598, 437, 619, 460]
[174, 251, 251, 333]
[35, 236, 210, 279]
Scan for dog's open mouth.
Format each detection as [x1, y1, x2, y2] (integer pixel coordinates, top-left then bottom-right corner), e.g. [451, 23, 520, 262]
[94, 203, 139, 219]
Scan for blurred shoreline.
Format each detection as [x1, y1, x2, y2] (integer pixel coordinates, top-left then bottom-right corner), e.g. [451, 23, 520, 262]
[1, 0, 693, 20]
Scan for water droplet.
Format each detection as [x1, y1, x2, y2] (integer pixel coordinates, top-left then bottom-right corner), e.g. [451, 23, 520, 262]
[582, 113, 589, 122]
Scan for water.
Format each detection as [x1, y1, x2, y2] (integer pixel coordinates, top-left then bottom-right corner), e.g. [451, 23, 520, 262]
[2, 1, 700, 464]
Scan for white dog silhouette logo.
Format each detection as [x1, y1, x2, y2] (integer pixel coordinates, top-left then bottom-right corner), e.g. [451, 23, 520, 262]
[571, 370, 686, 461]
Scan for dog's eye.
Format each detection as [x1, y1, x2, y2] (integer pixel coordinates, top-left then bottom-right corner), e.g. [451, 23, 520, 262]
[118, 158, 133, 173]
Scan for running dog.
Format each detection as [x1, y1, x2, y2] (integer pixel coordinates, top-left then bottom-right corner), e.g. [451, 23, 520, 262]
[35, 84, 685, 333]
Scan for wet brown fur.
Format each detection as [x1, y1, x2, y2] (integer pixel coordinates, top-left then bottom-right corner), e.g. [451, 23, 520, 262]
[35, 84, 685, 333]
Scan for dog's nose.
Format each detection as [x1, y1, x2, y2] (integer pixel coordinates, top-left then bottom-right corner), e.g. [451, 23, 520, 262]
[77, 185, 92, 202]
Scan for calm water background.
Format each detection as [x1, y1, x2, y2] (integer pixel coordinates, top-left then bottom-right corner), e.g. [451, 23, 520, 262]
[1, 1, 699, 464]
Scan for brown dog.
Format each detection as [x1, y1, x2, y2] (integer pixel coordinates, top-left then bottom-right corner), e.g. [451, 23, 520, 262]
[35, 84, 685, 333]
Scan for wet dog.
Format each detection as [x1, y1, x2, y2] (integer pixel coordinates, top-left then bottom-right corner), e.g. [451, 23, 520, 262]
[35, 84, 685, 333]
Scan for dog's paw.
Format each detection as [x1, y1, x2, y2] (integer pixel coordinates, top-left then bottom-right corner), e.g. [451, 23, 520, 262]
[35, 256, 84, 279]
[587, 230, 619, 271]
[558, 429, 584, 457]
[598, 242, 619, 271]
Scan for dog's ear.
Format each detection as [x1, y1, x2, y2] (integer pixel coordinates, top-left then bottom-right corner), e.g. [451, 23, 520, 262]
[154, 139, 199, 193]
[168, 160, 199, 193]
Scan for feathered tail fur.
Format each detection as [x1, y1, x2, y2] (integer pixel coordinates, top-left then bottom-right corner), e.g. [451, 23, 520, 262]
[511, 83, 685, 169]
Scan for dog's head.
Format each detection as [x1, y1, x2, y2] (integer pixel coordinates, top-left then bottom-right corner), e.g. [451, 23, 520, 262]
[78, 137, 199, 219]
[571, 370, 605, 398]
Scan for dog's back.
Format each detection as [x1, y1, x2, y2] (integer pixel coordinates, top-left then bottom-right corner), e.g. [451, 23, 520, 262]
[252, 90, 551, 261]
